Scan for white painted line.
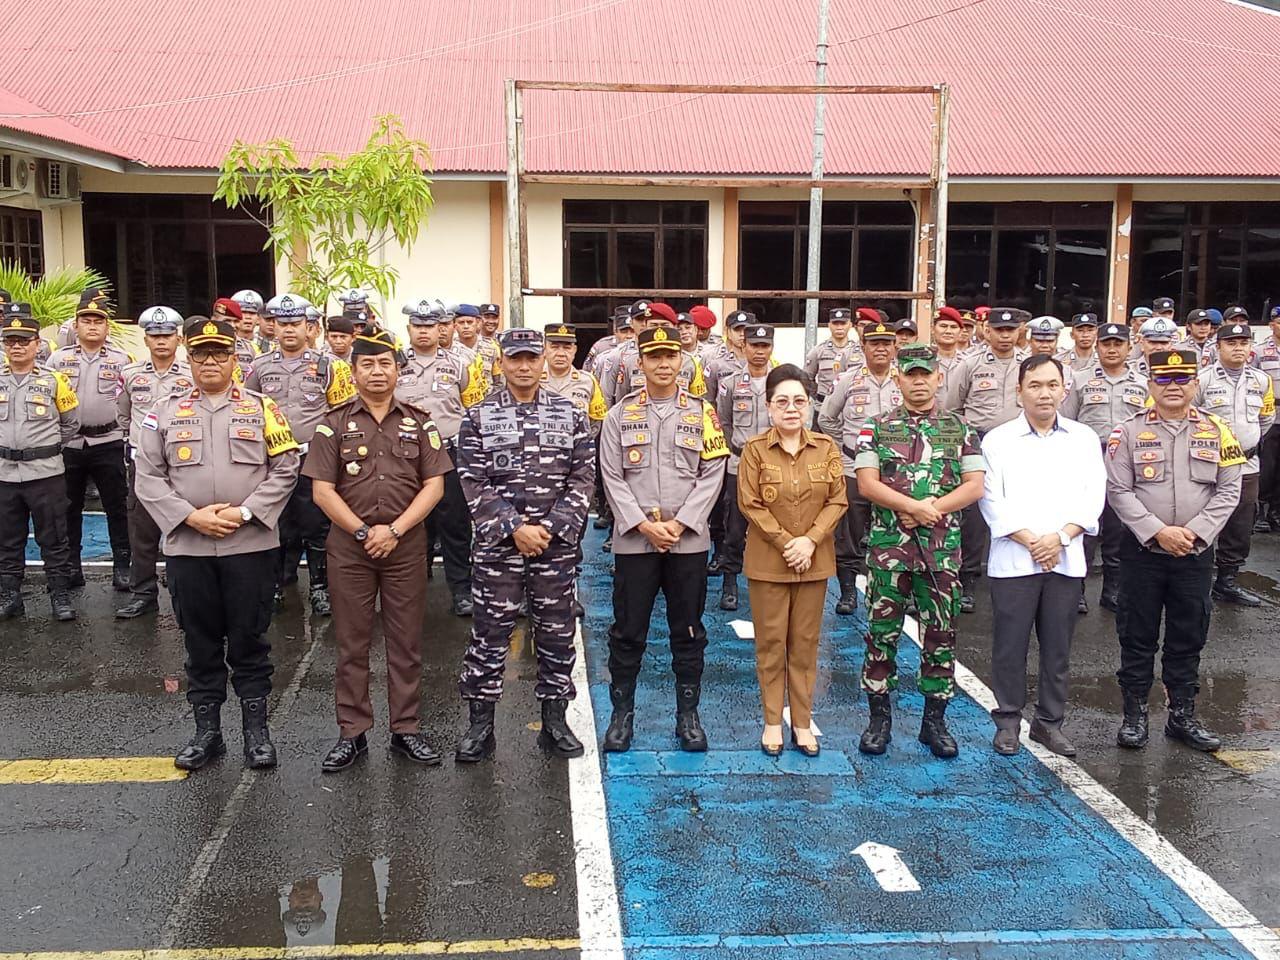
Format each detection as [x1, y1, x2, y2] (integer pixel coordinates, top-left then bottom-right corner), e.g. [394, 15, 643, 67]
[852, 841, 921, 892]
[855, 574, 1280, 959]
[158, 619, 325, 948]
[728, 618, 755, 639]
[566, 623, 625, 960]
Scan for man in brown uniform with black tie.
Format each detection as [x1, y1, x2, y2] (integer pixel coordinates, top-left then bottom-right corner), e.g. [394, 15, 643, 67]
[307, 329, 455, 772]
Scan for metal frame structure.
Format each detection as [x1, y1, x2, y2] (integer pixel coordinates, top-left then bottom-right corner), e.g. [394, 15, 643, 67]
[505, 79, 950, 328]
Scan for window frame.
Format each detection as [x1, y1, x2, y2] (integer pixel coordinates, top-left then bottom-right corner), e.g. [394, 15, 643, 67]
[0, 207, 44, 278]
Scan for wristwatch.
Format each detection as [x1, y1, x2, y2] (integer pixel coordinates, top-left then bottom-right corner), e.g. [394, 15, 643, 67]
[389, 524, 402, 540]
[239, 506, 253, 524]
[354, 524, 371, 542]
[1057, 529, 1071, 547]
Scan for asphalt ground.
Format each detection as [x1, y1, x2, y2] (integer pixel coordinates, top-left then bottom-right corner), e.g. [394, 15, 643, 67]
[2, 517, 1279, 958]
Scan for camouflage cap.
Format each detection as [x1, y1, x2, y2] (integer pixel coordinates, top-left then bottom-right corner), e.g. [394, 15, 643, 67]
[896, 343, 938, 373]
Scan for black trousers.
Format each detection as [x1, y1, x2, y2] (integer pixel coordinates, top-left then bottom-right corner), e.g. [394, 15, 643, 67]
[62, 441, 129, 565]
[169, 549, 277, 706]
[988, 572, 1082, 728]
[720, 473, 749, 575]
[708, 473, 726, 549]
[1083, 500, 1125, 583]
[834, 476, 872, 578]
[1259, 424, 1280, 508]
[0, 475, 74, 585]
[959, 501, 988, 582]
[425, 443, 472, 593]
[278, 466, 330, 588]
[125, 460, 163, 599]
[608, 551, 709, 687]
[1216, 472, 1258, 571]
[1115, 533, 1214, 698]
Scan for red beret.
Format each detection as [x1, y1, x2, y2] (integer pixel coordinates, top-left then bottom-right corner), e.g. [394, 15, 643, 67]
[975, 305, 991, 321]
[855, 307, 880, 324]
[647, 302, 678, 324]
[936, 306, 964, 325]
[688, 305, 716, 330]
[212, 297, 243, 321]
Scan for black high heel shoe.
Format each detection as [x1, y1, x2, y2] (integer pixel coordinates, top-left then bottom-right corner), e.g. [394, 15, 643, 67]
[790, 730, 820, 757]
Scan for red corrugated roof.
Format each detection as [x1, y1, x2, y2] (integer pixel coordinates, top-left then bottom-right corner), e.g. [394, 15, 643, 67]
[2, 0, 1279, 177]
[0, 87, 124, 158]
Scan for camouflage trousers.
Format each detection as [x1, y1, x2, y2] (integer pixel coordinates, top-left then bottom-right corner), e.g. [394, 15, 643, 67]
[458, 540, 578, 702]
[861, 566, 960, 699]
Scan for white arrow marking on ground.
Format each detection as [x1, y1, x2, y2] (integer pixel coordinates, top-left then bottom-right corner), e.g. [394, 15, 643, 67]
[852, 842, 921, 892]
[728, 619, 755, 639]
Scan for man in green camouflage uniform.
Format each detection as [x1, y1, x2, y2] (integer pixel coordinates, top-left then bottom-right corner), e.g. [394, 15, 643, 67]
[853, 344, 986, 759]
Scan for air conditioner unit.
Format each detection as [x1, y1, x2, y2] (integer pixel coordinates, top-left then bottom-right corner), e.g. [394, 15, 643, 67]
[0, 153, 37, 195]
[37, 159, 81, 201]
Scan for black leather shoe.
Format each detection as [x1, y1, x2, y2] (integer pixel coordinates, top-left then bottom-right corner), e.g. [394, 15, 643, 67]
[719, 573, 738, 612]
[1165, 696, 1221, 752]
[1254, 504, 1273, 534]
[603, 684, 635, 753]
[958, 593, 975, 614]
[115, 596, 158, 619]
[321, 733, 368, 772]
[993, 727, 1020, 755]
[859, 693, 893, 755]
[1077, 594, 1089, 615]
[675, 683, 708, 752]
[1212, 571, 1262, 607]
[49, 590, 76, 621]
[835, 572, 858, 615]
[538, 700, 585, 758]
[1116, 688, 1149, 749]
[390, 732, 443, 765]
[0, 577, 24, 620]
[310, 588, 332, 617]
[706, 551, 725, 575]
[1029, 719, 1076, 757]
[452, 590, 474, 617]
[175, 703, 225, 770]
[919, 696, 959, 759]
[241, 697, 278, 769]
[572, 593, 585, 619]
[456, 700, 497, 762]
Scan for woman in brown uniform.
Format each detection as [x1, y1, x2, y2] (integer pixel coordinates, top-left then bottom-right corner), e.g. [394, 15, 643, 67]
[738, 364, 848, 757]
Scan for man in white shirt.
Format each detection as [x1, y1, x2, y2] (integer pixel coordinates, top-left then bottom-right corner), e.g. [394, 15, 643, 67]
[978, 355, 1106, 758]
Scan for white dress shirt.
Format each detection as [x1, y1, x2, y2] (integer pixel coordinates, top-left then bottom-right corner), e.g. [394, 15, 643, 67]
[979, 413, 1106, 579]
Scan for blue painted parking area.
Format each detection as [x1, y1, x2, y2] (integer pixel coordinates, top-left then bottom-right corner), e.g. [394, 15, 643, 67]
[575, 525, 1259, 959]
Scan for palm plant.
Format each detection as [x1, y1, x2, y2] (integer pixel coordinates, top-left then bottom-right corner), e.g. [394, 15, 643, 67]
[0, 262, 111, 329]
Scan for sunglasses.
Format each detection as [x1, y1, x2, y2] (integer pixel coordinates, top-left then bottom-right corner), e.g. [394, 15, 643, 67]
[1151, 373, 1194, 385]
[190, 350, 235, 364]
[770, 397, 810, 410]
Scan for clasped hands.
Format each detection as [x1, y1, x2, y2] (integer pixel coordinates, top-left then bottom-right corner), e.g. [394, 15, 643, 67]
[185, 503, 244, 539]
[638, 518, 686, 553]
[896, 496, 943, 531]
[781, 535, 816, 574]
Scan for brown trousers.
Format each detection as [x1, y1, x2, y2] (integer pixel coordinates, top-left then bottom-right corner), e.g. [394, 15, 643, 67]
[747, 578, 828, 727]
[328, 526, 428, 738]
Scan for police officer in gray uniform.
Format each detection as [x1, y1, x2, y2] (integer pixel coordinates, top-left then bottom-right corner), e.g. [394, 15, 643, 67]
[454, 328, 595, 763]
[804, 307, 864, 417]
[114, 306, 193, 618]
[245, 293, 356, 614]
[396, 299, 483, 616]
[716, 323, 776, 611]
[598, 326, 728, 752]
[1057, 313, 1100, 375]
[0, 304, 80, 621]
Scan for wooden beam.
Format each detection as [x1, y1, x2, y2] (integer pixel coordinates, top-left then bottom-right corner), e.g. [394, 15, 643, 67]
[515, 81, 941, 96]
[915, 188, 933, 334]
[521, 173, 931, 191]
[1110, 183, 1134, 326]
[488, 181, 505, 319]
[503, 79, 523, 326]
[524, 287, 932, 300]
[722, 188, 740, 317]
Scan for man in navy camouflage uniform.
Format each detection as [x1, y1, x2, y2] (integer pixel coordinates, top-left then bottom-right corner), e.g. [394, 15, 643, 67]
[455, 328, 595, 762]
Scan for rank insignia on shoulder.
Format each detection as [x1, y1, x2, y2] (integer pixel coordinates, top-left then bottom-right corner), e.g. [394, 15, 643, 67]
[314, 424, 334, 438]
[427, 429, 442, 450]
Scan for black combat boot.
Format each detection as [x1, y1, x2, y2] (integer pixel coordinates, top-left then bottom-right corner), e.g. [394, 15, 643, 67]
[0, 576, 24, 620]
[452, 587, 474, 617]
[958, 576, 976, 614]
[112, 549, 131, 591]
[1212, 567, 1262, 607]
[859, 693, 893, 755]
[1165, 694, 1221, 752]
[1116, 688, 1149, 749]
[675, 683, 708, 752]
[306, 548, 331, 616]
[835, 570, 858, 615]
[602, 682, 636, 753]
[706, 546, 725, 575]
[241, 697, 278, 769]
[1099, 570, 1120, 612]
[174, 703, 226, 770]
[455, 700, 497, 762]
[1254, 502, 1273, 534]
[919, 696, 959, 759]
[47, 577, 76, 622]
[719, 573, 738, 611]
[538, 700, 585, 758]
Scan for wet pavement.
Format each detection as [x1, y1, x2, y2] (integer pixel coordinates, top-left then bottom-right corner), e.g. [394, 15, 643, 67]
[1, 521, 1278, 957]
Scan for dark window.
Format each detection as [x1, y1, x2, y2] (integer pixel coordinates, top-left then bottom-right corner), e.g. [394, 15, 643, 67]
[82, 193, 274, 318]
[738, 201, 915, 325]
[562, 199, 709, 341]
[945, 202, 1111, 317]
[1129, 202, 1280, 321]
[0, 208, 44, 278]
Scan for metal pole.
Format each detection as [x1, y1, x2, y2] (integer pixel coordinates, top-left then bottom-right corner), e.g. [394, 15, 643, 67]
[803, 0, 832, 354]
[504, 79, 524, 327]
[932, 84, 951, 315]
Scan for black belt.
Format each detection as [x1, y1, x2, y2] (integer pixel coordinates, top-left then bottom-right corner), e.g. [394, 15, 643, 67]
[80, 422, 118, 438]
[0, 443, 61, 462]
